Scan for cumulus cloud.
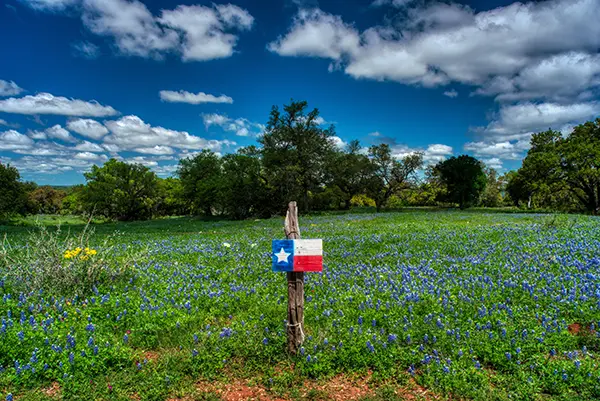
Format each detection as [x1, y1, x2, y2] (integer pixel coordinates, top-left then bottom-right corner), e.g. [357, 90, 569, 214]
[0, 80, 25, 97]
[331, 135, 346, 149]
[268, 9, 360, 60]
[159, 90, 233, 104]
[464, 140, 530, 161]
[77, 0, 253, 61]
[0, 93, 118, 117]
[270, 0, 600, 89]
[379, 141, 453, 165]
[202, 113, 264, 137]
[74, 140, 106, 152]
[0, 130, 34, 151]
[67, 118, 109, 139]
[103, 115, 235, 152]
[475, 52, 600, 103]
[9, 155, 99, 174]
[45, 124, 76, 142]
[475, 102, 600, 141]
[132, 145, 176, 155]
[74, 151, 108, 162]
[483, 158, 503, 170]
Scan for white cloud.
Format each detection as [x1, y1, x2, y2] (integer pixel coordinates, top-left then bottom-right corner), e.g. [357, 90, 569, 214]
[476, 102, 600, 141]
[17, 0, 78, 11]
[67, 118, 110, 139]
[72, 41, 100, 59]
[103, 115, 235, 152]
[443, 90, 458, 98]
[423, 143, 453, 164]
[132, 145, 175, 155]
[28, 125, 75, 142]
[385, 142, 453, 165]
[158, 4, 253, 61]
[476, 52, 600, 103]
[269, 0, 600, 91]
[0, 130, 34, 151]
[159, 90, 233, 104]
[9, 155, 100, 174]
[331, 135, 346, 149]
[202, 113, 264, 137]
[0, 80, 24, 97]
[74, 140, 106, 152]
[464, 140, 530, 160]
[0, 93, 118, 117]
[78, 0, 253, 61]
[46, 124, 76, 142]
[368, 131, 381, 137]
[13, 143, 69, 157]
[74, 151, 108, 162]
[483, 158, 503, 170]
[268, 8, 359, 60]
[152, 163, 179, 176]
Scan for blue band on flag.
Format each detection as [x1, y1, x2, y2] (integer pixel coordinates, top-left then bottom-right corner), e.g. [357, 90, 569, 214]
[272, 239, 294, 272]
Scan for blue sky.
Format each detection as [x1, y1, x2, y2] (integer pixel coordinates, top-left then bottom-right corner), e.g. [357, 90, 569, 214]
[1, 0, 599, 185]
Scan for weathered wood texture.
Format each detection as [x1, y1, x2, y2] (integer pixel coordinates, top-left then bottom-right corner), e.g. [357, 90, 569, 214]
[284, 201, 304, 354]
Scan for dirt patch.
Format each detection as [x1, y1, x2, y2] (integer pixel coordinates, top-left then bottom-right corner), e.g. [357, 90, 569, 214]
[42, 382, 61, 398]
[302, 372, 373, 401]
[568, 323, 582, 335]
[142, 351, 160, 362]
[568, 322, 596, 337]
[195, 380, 286, 401]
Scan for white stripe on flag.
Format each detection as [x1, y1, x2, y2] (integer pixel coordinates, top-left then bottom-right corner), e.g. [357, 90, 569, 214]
[294, 239, 323, 256]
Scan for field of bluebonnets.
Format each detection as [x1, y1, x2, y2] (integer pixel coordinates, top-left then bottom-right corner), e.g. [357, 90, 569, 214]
[1, 210, 600, 400]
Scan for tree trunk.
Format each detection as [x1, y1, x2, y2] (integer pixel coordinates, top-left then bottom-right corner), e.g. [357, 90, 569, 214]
[284, 201, 304, 355]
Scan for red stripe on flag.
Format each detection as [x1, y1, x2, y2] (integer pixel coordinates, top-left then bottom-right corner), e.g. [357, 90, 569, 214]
[294, 255, 323, 272]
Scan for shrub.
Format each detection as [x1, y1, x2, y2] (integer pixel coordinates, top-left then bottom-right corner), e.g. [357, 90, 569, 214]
[0, 221, 134, 296]
[350, 194, 376, 208]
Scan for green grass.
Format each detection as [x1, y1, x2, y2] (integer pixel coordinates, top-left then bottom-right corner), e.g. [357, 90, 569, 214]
[1, 211, 599, 400]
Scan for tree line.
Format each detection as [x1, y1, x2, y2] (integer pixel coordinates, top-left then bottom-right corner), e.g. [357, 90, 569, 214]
[1, 101, 598, 221]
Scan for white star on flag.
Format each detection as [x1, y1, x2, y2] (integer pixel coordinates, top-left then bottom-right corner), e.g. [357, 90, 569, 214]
[275, 247, 290, 263]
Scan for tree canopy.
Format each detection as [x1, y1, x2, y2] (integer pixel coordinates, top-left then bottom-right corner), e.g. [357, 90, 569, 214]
[0, 162, 28, 218]
[83, 159, 159, 220]
[435, 155, 487, 209]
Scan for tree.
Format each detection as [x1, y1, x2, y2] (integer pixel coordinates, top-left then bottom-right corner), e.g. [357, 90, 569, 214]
[61, 185, 85, 215]
[557, 119, 600, 213]
[177, 150, 223, 216]
[435, 155, 487, 209]
[221, 148, 267, 219]
[327, 140, 372, 209]
[259, 100, 336, 213]
[155, 178, 188, 217]
[365, 144, 423, 212]
[516, 121, 600, 213]
[83, 159, 158, 220]
[28, 186, 67, 214]
[480, 167, 503, 207]
[0, 162, 28, 218]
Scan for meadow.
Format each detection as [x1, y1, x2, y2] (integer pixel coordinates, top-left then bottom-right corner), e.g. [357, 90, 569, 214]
[1, 210, 599, 400]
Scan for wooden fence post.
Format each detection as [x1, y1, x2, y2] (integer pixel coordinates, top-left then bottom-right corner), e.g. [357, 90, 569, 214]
[284, 201, 304, 354]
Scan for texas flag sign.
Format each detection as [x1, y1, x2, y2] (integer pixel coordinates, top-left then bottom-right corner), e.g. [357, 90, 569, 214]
[272, 239, 323, 272]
